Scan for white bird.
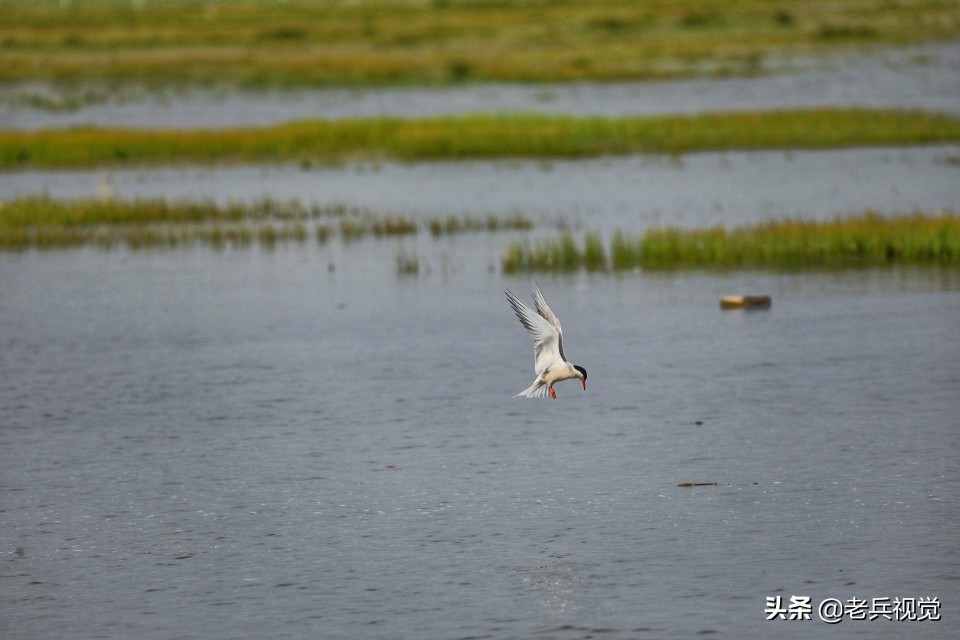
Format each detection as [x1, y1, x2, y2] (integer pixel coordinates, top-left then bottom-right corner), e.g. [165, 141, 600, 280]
[506, 285, 587, 399]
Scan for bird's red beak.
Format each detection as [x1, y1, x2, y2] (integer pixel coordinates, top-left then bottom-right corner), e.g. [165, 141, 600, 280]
[582, 380, 587, 390]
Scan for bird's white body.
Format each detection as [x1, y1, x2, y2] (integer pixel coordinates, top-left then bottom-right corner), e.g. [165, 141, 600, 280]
[514, 361, 582, 398]
[506, 286, 587, 399]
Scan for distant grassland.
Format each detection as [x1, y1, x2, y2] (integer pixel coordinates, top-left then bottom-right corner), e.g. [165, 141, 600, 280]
[4, 108, 960, 169]
[502, 213, 960, 272]
[2, 0, 959, 87]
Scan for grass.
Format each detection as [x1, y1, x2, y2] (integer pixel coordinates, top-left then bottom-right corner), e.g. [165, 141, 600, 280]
[503, 233, 604, 274]
[501, 231, 611, 273]
[0, 195, 351, 227]
[2, 0, 958, 89]
[427, 212, 533, 236]
[395, 245, 421, 276]
[501, 213, 960, 272]
[5, 197, 956, 270]
[3, 108, 960, 169]
[340, 213, 418, 241]
[0, 196, 535, 250]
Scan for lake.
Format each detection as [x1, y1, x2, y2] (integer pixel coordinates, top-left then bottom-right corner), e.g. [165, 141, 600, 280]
[2, 36, 959, 640]
[1, 246, 958, 639]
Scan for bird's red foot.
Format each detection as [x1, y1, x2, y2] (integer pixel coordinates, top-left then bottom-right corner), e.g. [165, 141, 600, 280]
[549, 387, 557, 399]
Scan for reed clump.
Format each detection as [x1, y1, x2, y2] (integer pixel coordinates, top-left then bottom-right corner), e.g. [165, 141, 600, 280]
[338, 213, 418, 241]
[4, 109, 960, 169]
[501, 233, 588, 273]
[427, 212, 533, 237]
[582, 232, 608, 272]
[638, 213, 960, 269]
[0, 196, 538, 250]
[610, 230, 643, 270]
[501, 213, 960, 273]
[395, 246, 420, 276]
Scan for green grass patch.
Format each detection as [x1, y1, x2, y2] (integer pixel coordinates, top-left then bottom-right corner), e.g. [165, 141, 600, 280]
[502, 213, 960, 272]
[2, 0, 958, 88]
[427, 212, 533, 236]
[4, 109, 960, 169]
[0, 196, 535, 250]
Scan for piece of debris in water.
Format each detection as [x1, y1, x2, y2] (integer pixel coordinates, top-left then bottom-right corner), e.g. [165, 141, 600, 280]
[720, 295, 771, 310]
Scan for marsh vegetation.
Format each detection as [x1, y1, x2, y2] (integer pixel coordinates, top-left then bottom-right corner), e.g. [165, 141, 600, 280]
[4, 109, 960, 169]
[2, 1, 957, 277]
[3, 8, 959, 635]
[501, 213, 960, 272]
[5, 195, 954, 275]
[0, 196, 536, 251]
[4, 0, 958, 91]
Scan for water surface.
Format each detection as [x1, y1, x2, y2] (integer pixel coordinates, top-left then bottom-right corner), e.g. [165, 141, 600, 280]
[2, 36, 958, 640]
[1, 41, 957, 130]
[2, 248, 958, 639]
[3, 146, 959, 236]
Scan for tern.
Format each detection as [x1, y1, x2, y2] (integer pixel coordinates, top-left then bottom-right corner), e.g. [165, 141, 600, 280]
[506, 285, 587, 399]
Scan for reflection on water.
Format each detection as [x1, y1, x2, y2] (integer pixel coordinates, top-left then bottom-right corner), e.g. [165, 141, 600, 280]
[1, 246, 958, 639]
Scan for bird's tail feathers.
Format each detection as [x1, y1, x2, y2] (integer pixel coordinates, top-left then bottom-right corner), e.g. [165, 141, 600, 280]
[515, 379, 549, 398]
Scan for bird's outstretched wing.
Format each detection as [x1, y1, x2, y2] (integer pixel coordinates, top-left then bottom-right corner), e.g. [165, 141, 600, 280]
[532, 284, 567, 362]
[506, 287, 566, 375]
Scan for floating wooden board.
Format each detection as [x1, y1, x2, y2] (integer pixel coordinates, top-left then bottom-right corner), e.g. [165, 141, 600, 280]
[720, 295, 772, 310]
